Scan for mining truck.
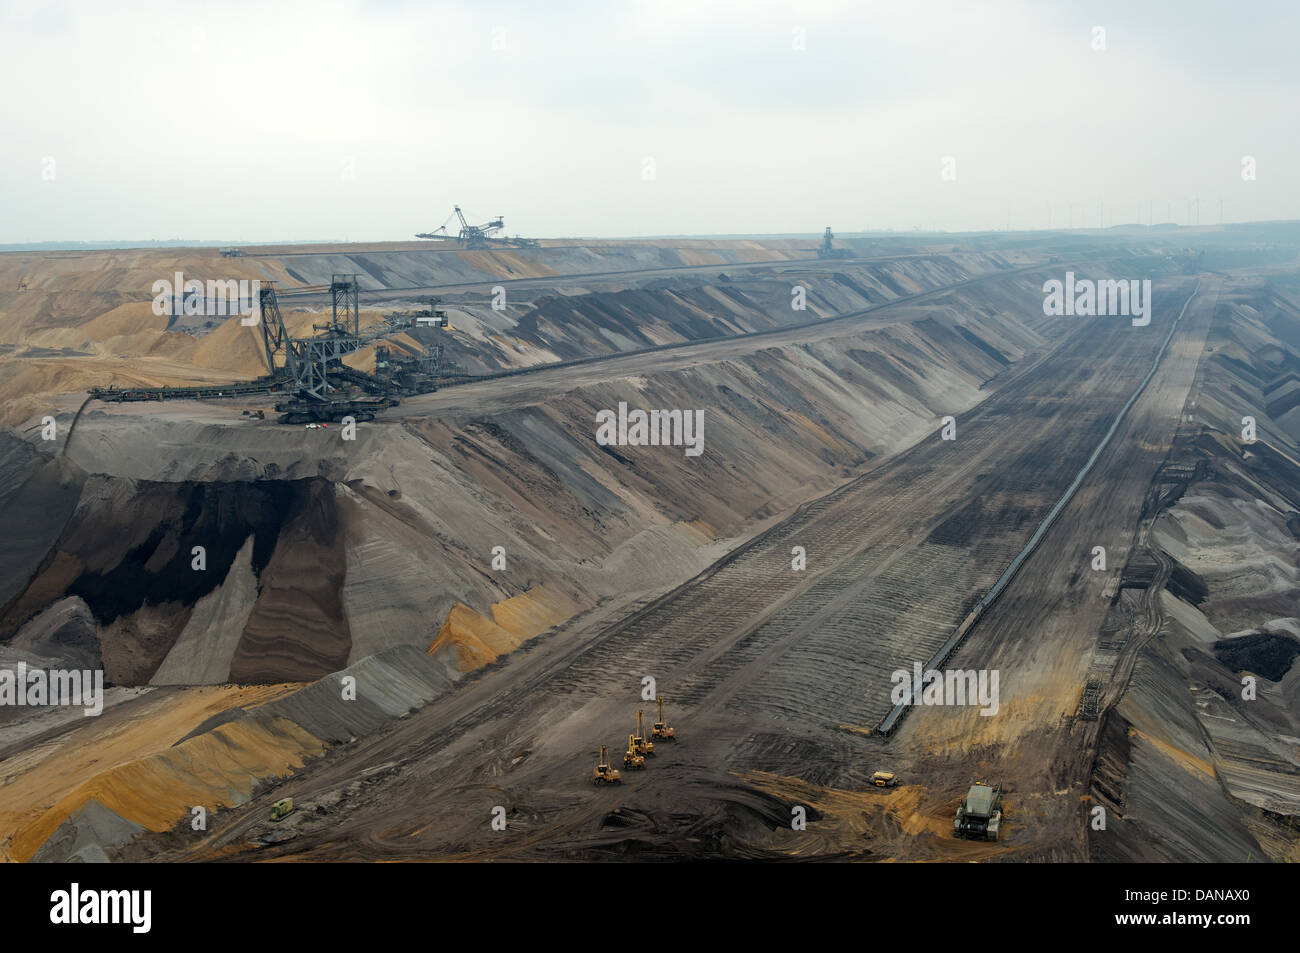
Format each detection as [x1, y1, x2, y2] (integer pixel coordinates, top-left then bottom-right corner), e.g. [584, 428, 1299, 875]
[953, 783, 1002, 841]
[270, 797, 294, 822]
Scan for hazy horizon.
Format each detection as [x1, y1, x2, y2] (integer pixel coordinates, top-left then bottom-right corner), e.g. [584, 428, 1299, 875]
[3, 0, 1298, 244]
[4, 218, 1297, 255]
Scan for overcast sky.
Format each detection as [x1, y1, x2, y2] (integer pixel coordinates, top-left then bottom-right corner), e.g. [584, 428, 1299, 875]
[2, 0, 1298, 243]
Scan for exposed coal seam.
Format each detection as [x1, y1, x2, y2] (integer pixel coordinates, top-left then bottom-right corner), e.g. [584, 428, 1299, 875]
[65, 480, 305, 625]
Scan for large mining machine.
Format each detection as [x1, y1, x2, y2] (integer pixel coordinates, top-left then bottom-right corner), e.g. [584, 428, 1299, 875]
[372, 298, 448, 395]
[953, 782, 1003, 841]
[817, 225, 852, 259]
[258, 277, 450, 422]
[261, 275, 396, 422]
[453, 205, 503, 248]
[86, 274, 452, 421]
[415, 205, 504, 249]
[417, 206, 538, 248]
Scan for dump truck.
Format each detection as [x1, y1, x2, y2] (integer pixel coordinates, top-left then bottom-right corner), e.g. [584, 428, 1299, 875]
[623, 734, 645, 770]
[593, 745, 622, 785]
[651, 694, 676, 742]
[953, 783, 1002, 841]
[270, 797, 294, 822]
[871, 771, 900, 788]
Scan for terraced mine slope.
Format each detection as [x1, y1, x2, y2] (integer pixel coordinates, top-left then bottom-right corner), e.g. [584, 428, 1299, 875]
[138, 280, 1278, 863]
[2, 232, 1295, 864]
[0, 235, 1151, 425]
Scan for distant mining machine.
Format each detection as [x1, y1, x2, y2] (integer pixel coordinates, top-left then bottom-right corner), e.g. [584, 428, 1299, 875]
[651, 695, 675, 742]
[817, 225, 852, 259]
[373, 298, 448, 395]
[373, 343, 444, 395]
[417, 205, 537, 249]
[414, 205, 504, 249]
[412, 297, 450, 329]
[953, 782, 1003, 841]
[594, 745, 623, 785]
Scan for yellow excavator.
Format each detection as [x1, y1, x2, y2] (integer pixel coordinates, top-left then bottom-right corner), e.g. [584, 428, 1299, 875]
[652, 695, 676, 742]
[623, 734, 645, 770]
[594, 745, 622, 785]
[634, 710, 655, 758]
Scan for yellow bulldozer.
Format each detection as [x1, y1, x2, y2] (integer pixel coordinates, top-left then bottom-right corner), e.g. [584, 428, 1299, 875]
[623, 734, 645, 770]
[633, 710, 655, 758]
[594, 745, 623, 785]
[270, 797, 294, 821]
[652, 695, 676, 742]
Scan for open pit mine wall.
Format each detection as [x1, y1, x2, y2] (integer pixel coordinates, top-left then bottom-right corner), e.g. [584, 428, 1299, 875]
[1, 271, 1083, 687]
[255, 237, 978, 295]
[235, 245, 1170, 380]
[0, 248, 1024, 428]
[16, 643, 458, 863]
[1090, 280, 1300, 863]
[274, 249, 1036, 375]
[0, 239, 1143, 426]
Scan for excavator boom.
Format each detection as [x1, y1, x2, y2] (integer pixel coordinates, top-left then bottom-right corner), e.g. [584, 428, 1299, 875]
[652, 694, 676, 741]
[634, 710, 654, 756]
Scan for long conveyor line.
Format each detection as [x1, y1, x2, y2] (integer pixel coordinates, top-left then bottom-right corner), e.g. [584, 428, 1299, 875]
[875, 279, 1201, 735]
